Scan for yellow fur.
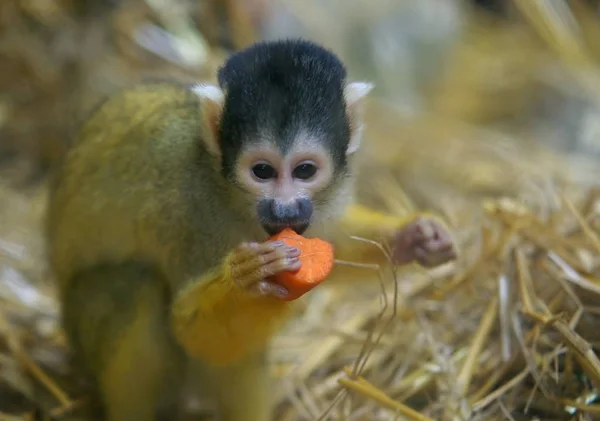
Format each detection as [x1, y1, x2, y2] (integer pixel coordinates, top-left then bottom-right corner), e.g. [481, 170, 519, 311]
[171, 263, 292, 365]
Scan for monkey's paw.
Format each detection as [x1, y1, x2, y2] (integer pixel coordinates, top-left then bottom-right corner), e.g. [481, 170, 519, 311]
[228, 241, 301, 299]
[392, 217, 457, 268]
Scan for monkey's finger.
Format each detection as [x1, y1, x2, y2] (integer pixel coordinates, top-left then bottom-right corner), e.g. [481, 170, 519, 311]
[262, 256, 302, 278]
[414, 247, 442, 267]
[415, 246, 457, 267]
[256, 246, 300, 265]
[432, 225, 454, 242]
[238, 256, 300, 287]
[229, 241, 286, 266]
[422, 238, 455, 253]
[233, 257, 295, 289]
[392, 244, 420, 265]
[234, 246, 300, 283]
[417, 219, 437, 239]
[251, 281, 289, 299]
[395, 224, 426, 249]
[233, 252, 280, 281]
[235, 255, 301, 290]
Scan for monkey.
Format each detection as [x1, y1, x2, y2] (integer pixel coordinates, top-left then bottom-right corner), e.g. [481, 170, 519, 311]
[45, 39, 457, 421]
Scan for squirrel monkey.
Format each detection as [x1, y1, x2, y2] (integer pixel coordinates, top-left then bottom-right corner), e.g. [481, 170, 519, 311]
[46, 39, 456, 421]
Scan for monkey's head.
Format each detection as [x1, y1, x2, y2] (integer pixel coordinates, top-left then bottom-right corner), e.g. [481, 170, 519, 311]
[192, 39, 373, 237]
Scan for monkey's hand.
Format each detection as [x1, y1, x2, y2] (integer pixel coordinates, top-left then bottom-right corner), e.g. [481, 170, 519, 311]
[171, 241, 299, 366]
[391, 216, 456, 267]
[228, 240, 301, 300]
[337, 204, 457, 268]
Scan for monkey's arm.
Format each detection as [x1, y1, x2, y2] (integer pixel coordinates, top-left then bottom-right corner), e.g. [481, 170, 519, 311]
[171, 260, 292, 367]
[333, 204, 419, 260]
[339, 204, 425, 236]
[333, 203, 456, 267]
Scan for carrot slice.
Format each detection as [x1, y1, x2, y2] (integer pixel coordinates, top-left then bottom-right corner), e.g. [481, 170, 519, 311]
[268, 228, 334, 301]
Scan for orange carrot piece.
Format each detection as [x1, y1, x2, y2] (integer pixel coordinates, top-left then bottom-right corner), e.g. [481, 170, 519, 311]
[268, 228, 334, 301]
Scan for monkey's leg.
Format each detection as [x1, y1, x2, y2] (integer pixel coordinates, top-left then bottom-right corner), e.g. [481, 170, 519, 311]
[62, 262, 185, 421]
[204, 349, 273, 421]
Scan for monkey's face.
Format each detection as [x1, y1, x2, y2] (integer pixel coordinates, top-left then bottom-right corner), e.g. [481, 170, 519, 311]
[193, 40, 373, 238]
[233, 138, 339, 236]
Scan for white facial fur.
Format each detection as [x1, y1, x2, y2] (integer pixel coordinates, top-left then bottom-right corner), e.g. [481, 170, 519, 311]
[234, 135, 335, 202]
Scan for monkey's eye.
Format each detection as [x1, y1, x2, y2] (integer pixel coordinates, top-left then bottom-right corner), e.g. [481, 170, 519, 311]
[293, 163, 318, 180]
[252, 163, 276, 180]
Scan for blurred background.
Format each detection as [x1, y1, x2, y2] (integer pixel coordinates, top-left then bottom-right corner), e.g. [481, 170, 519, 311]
[3, 0, 600, 420]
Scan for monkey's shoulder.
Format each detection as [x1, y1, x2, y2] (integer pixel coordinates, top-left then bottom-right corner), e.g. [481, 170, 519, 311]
[48, 81, 208, 206]
[93, 81, 199, 115]
[75, 82, 202, 148]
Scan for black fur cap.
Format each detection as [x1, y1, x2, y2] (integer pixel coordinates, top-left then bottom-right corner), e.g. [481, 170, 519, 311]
[216, 39, 351, 180]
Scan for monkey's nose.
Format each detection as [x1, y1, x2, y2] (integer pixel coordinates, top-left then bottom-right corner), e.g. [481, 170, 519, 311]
[273, 198, 310, 220]
[258, 198, 313, 235]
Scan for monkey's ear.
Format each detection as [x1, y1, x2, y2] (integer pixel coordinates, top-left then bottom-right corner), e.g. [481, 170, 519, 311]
[190, 83, 225, 157]
[344, 81, 374, 155]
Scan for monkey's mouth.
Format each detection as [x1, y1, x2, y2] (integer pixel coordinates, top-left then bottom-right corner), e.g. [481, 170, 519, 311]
[262, 222, 309, 236]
